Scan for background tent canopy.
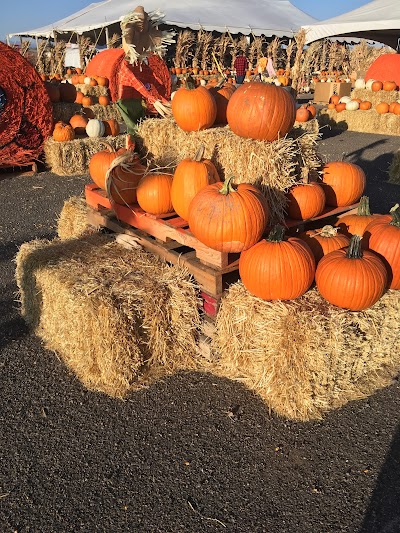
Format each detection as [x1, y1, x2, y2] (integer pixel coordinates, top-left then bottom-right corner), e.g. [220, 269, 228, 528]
[302, 0, 400, 50]
[9, 0, 317, 40]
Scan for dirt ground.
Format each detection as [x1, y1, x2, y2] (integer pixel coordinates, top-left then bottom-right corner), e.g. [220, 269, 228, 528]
[0, 127, 400, 533]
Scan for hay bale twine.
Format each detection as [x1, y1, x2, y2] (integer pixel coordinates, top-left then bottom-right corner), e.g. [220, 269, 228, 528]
[57, 196, 97, 240]
[212, 282, 400, 421]
[15, 235, 201, 398]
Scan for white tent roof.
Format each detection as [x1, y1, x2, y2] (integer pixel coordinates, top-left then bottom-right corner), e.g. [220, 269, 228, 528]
[9, 0, 317, 40]
[302, 0, 400, 49]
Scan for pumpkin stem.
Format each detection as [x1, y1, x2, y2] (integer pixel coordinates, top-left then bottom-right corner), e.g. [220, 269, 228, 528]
[267, 224, 286, 243]
[219, 176, 236, 195]
[357, 196, 371, 216]
[346, 234, 363, 259]
[194, 144, 205, 162]
[389, 204, 400, 227]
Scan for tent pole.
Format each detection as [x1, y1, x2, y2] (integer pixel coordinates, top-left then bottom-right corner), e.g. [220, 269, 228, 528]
[105, 26, 109, 48]
[6, 34, 10, 46]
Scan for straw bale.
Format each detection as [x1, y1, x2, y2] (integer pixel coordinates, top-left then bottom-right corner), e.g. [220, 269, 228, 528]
[75, 83, 109, 97]
[88, 103, 122, 121]
[53, 102, 122, 123]
[318, 108, 400, 136]
[351, 88, 399, 106]
[57, 196, 97, 240]
[43, 134, 127, 176]
[136, 118, 322, 223]
[212, 282, 400, 421]
[15, 235, 201, 398]
[388, 150, 400, 184]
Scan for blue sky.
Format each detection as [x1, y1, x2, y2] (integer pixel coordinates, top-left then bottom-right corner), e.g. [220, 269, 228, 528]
[0, 0, 370, 43]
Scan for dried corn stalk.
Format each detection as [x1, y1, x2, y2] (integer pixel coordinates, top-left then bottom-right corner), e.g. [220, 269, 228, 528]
[200, 31, 214, 71]
[285, 39, 295, 73]
[248, 36, 265, 69]
[107, 33, 121, 49]
[291, 29, 306, 91]
[229, 38, 240, 69]
[267, 36, 281, 68]
[349, 40, 395, 74]
[215, 33, 232, 69]
[78, 35, 93, 71]
[319, 39, 328, 72]
[174, 29, 195, 68]
[191, 29, 204, 69]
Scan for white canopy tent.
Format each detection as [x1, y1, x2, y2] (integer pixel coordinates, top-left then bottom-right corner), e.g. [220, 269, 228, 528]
[8, 0, 317, 42]
[302, 0, 400, 50]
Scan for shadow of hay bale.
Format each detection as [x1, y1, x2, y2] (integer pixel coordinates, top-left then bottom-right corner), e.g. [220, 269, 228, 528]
[211, 282, 400, 421]
[389, 150, 400, 184]
[15, 234, 201, 398]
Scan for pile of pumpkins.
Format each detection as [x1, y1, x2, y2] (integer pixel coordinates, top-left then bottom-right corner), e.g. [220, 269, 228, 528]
[328, 78, 400, 114]
[53, 113, 120, 142]
[88, 141, 399, 312]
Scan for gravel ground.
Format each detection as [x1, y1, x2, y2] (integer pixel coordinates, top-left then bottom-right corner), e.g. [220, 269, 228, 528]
[0, 129, 400, 533]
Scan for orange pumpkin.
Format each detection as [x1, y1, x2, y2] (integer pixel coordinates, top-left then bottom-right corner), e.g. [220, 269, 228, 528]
[188, 176, 269, 253]
[136, 173, 174, 215]
[298, 225, 350, 264]
[315, 235, 387, 310]
[239, 224, 315, 300]
[98, 95, 110, 106]
[89, 78, 98, 87]
[295, 106, 310, 122]
[336, 196, 380, 241]
[171, 79, 217, 132]
[330, 95, 340, 105]
[363, 205, 400, 289]
[105, 150, 146, 205]
[53, 121, 75, 142]
[393, 103, 400, 115]
[383, 80, 397, 91]
[327, 103, 336, 110]
[321, 161, 366, 207]
[69, 113, 89, 135]
[376, 102, 389, 114]
[171, 145, 220, 221]
[82, 95, 94, 107]
[359, 100, 372, 110]
[103, 119, 120, 136]
[285, 174, 326, 221]
[75, 90, 84, 104]
[306, 104, 317, 119]
[389, 102, 397, 113]
[71, 74, 80, 85]
[335, 103, 346, 112]
[97, 76, 109, 87]
[371, 80, 383, 92]
[89, 144, 123, 190]
[226, 82, 296, 142]
[208, 83, 236, 125]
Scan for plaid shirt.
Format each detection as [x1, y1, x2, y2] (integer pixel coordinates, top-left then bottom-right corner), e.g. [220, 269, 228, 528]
[234, 55, 249, 76]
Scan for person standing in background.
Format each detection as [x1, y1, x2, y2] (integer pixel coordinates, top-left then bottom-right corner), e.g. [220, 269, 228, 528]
[234, 50, 248, 84]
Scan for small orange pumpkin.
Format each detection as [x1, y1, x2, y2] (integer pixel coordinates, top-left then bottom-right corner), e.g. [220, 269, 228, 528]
[376, 102, 389, 114]
[383, 80, 397, 91]
[82, 95, 94, 107]
[335, 103, 346, 112]
[330, 95, 340, 105]
[98, 95, 110, 106]
[336, 196, 380, 242]
[136, 173, 174, 215]
[103, 119, 120, 136]
[321, 161, 366, 207]
[295, 106, 310, 122]
[69, 113, 89, 135]
[298, 225, 350, 264]
[371, 80, 383, 92]
[89, 144, 124, 190]
[359, 100, 372, 110]
[53, 121, 75, 142]
[285, 172, 326, 221]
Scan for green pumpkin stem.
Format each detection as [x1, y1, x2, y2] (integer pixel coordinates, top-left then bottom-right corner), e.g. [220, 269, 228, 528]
[267, 224, 286, 243]
[219, 176, 236, 195]
[389, 204, 400, 227]
[194, 144, 205, 162]
[346, 234, 363, 259]
[357, 196, 371, 216]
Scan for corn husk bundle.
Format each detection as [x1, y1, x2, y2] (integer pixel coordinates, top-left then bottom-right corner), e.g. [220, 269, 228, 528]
[318, 108, 400, 136]
[136, 118, 321, 223]
[43, 134, 126, 176]
[211, 282, 400, 421]
[15, 235, 201, 398]
[174, 30, 195, 68]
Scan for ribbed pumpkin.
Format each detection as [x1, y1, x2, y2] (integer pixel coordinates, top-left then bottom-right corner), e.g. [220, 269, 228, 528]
[103, 119, 120, 136]
[295, 105, 310, 122]
[285, 171, 326, 221]
[359, 101, 372, 110]
[86, 119, 105, 138]
[298, 225, 350, 264]
[89, 144, 124, 190]
[98, 95, 110, 106]
[171, 78, 217, 132]
[171, 145, 220, 221]
[208, 83, 236, 124]
[136, 173, 174, 215]
[69, 113, 89, 135]
[376, 102, 389, 114]
[105, 150, 147, 205]
[53, 121, 75, 142]
[363, 205, 400, 289]
[315, 235, 387, 310]
[239, 225, 315, 300]
[188, 176, 269, 253]
[226, 82, 296, 142]
[336, 196, 380, 241]
[321, 161, 366, 207]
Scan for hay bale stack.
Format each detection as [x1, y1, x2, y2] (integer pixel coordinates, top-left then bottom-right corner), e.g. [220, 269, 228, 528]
[388, 150, 400, 184]
[212, 282, 400, 421]
[43, 134, 127, 176]
[15, 235, 200, 398]
[136, 118, 321, 223]
[53, 102, 122, 123]
[318, 108, 400, 136]
[88, 103, 122, 121]
[351, 88, 399, 106]
[57, 196, 97, 240]
[75, 83, 109, 97]
[292, 118, 320, 136]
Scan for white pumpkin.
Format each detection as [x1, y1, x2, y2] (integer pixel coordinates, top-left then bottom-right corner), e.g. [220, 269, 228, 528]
[86, 119, 105, 138]
[199, 79, 207, 86]
[320, 79, 326, 83]
[365, 79, 375, 90]
[354, 78, 366, 89]
[339, 95, 352, 104]
[303, 86, 310, 93]
[346, 100, 359, 111]
[170, 91, 176, 100]
[327, 77, 333, 83]
[84, 76, 91, 85]
[274, 80, 282, 86]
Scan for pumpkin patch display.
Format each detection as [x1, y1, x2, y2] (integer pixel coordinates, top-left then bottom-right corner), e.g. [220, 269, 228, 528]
[239, 225, 315, 300]
[171, 145, 220, 221]
[136, 173, 174, 215]
[171, 78, 217, 132]
[315, 235, 387, 310]
[321, 161, 366, 207]
[188, 176, 269, 253]
[226, 82, 296, 142]
[298, 225, 350, 264]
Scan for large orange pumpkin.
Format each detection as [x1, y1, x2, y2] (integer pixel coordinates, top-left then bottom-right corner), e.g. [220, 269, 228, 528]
[188, 176, 269, 253]
[315, 235, 387, 310]
[226, 82, 296, 142]
[239, 224, 315, 300]
[171, 79, 217, 132]
[208, 83, 236, 125]
[285, 174, 326, 221]
[363, 205, 400, 289]
[171, 145, 220, 221]
[336, 196, 380, 241]
[298, 225, 350, 264]
[89, 144, 123, 189]
[136, 173, 174, 215]
[105, 150, 147, 205]
[321, 161, 366, 207]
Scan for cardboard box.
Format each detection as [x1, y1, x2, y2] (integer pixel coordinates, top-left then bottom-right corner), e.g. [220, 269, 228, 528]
[313, 82, 352, 104]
